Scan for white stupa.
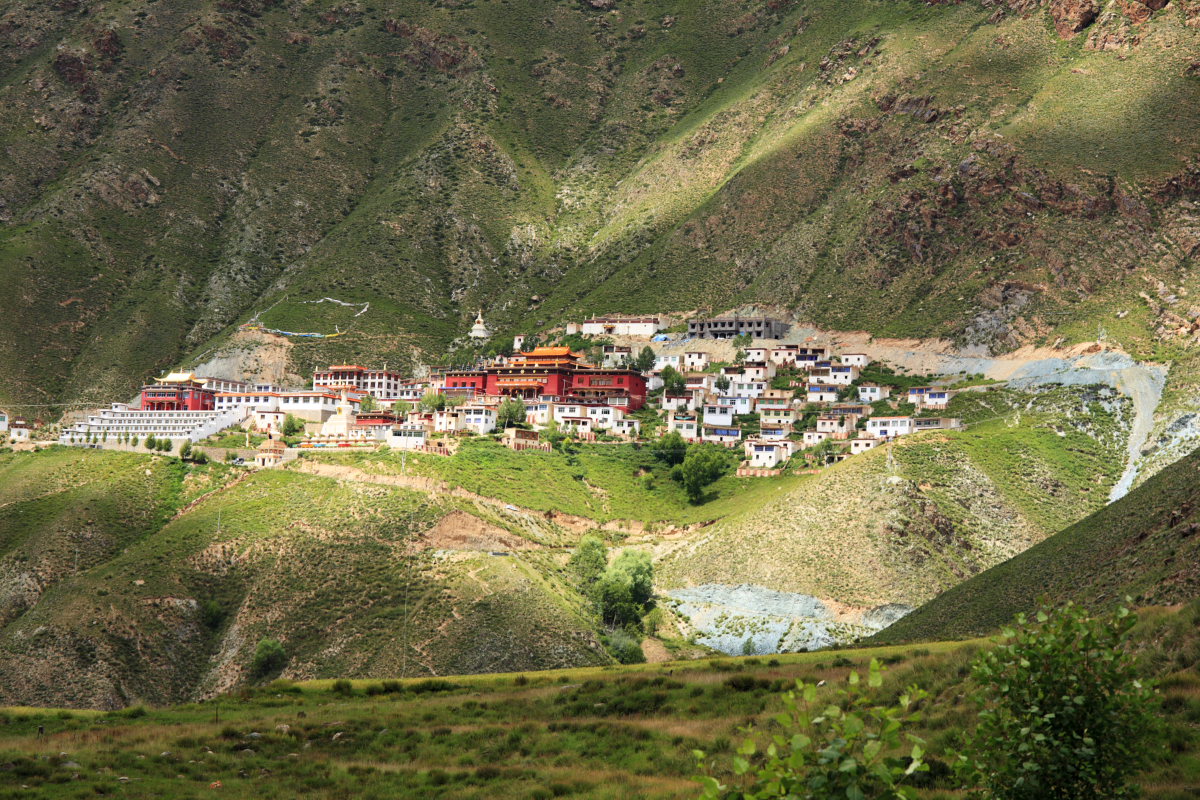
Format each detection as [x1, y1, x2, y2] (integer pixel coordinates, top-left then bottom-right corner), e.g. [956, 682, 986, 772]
[468, 310, 491, 340]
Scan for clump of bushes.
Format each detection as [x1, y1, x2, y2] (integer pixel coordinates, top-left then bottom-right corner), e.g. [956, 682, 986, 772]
[249, 638, 287, 679]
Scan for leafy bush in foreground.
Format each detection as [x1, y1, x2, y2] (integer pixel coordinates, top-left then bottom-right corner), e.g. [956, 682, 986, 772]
[956, 603, 1159, 800]
[696, 659, 927, 799]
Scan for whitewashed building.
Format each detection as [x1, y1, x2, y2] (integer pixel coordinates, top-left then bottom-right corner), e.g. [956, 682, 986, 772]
[684, 351, 710, 371]
[570, 316, 663, 337]
[460, 406, 497, 435]
[702, 423, 741, 446]
[806, 384, 840, 404]
[802, 430, 831, 447]
[865, 417, 914, 439]
[60, 404, 244, 445]
[858, 384, 891, 404]
[744, 439, 798, 469]
[850, 437, 881, 454]
[667, 413, 700, 441]
[702, 403, 737, 427]
[827, 365, 859, 386]
[388, 422, 431, 449]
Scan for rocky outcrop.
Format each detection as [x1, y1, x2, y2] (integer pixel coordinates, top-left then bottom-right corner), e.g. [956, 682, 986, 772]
[1050, 0, 1099, 37]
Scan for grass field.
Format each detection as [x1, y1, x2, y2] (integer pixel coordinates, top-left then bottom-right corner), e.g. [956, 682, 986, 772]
[1, 602, 1198, 799]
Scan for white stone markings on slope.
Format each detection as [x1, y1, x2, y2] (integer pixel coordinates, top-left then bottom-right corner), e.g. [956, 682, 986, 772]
[665, 583, 913, 655]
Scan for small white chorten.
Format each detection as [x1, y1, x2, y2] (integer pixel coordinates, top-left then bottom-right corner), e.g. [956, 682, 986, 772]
[468, 310, 491, 340]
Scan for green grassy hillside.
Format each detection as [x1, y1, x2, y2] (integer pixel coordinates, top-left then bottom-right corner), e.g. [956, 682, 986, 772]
[0, 449, 614, 709]
[2, 0, 1199, 411]
[1, 601, 1198, 799]
[657, 383, 1131, 607]
[871, 445, 1200, 645]
[0, 381, 1135, 708]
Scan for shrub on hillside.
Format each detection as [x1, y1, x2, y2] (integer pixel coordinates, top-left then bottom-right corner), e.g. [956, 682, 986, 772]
[650, 430, 687, 466]
[568, 534, 608, 588]
[674, 444, 727, 503]
[606, 628, 646, 665]
[956, 603, 1160, 799]
[199, 599, 225, 631]
[249, 638, 287, 679]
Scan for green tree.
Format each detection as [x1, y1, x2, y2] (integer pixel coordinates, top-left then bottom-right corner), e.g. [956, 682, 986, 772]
[179, 440, 192, 460]
[158, 438, 172, 452]
[283, 414, 305, 436]
[144, 435, 157, 451]
[715, 374, 731, 393]
[496, 397, 527, 429]
[661, 365, 686, 396]
[250, 638, 287, 679]
[608, 550, 654, 606]
[650, 430, 688, 466]
[359, 394, 377, 412]
[596, 574, 642, 628]
[677, 445, 727, 503]
[696, 659, 928, 799]
[634, 346, 657, 373]
[734, 349, 746, 365]
[419, 391, 447, 412]
[568, 535, 608, 588]
[956, 603, 1159, 800]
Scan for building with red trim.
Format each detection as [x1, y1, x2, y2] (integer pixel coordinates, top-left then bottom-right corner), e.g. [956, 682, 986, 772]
[140, 373, 216, 411]
[444, 347, 648, 410]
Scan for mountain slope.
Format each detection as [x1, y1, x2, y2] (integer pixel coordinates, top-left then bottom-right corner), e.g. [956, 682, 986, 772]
[0, 449, 610, 709]
[2, 0, 1199, 411]
[871, 446, 1200, 644]
[657, 383, 1131, 608]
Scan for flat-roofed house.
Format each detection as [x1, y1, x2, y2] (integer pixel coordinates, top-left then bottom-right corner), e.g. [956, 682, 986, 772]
[857, 384, 891, 404]
[802, 430, 831, 448]
[743, 439, 798, 469]
[742, 360, 776, 382]
[702, 423, 742, 446]
[840, 353, 869, 367]
[667, 413, 700, 441]
[662, 394, 695, 413]
[702, 403, 736, 427]
[460, 405, 497, 435]
[850, 437, 881, 454]
[907, 387, 955, 410]
[827, 365, 859, 386]
[865, 416, 913, 440]
[806, 383, 840, 404]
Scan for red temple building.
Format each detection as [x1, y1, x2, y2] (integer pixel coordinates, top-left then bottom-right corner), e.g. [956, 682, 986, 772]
[139, 372, 216, 411]
[444, 347, 648, 410]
